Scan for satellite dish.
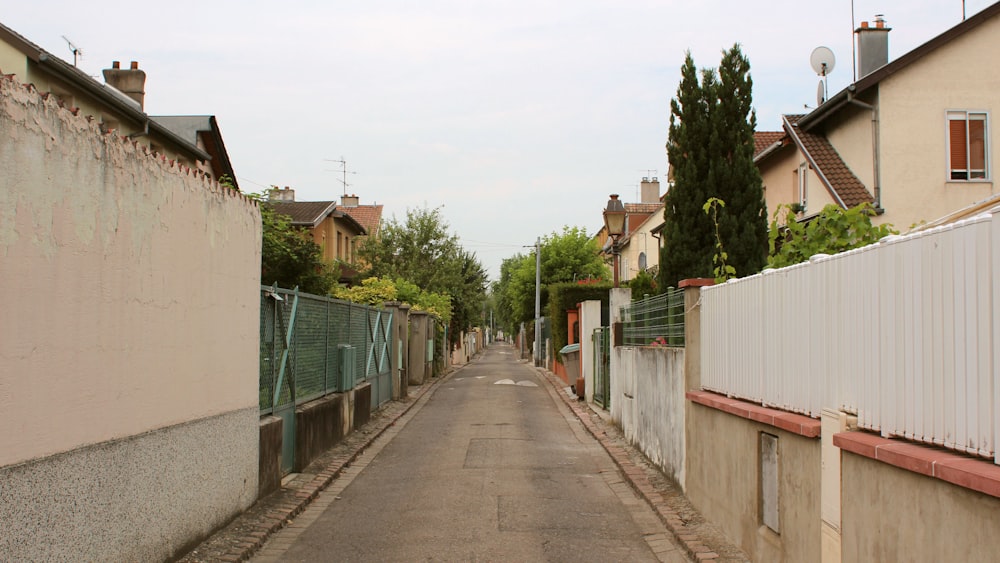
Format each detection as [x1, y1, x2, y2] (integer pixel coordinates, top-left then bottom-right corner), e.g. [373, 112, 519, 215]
[810, 46, 836, 77]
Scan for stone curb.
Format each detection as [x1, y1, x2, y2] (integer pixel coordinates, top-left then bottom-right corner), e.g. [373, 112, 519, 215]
[180, 360, 473, 563]
[535, 366, 720, 562]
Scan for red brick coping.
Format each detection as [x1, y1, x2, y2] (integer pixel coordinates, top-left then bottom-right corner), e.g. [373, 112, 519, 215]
[686, 390, 821, 438]
[678, 278, 716, 288]
[833, 432, 1000, 499]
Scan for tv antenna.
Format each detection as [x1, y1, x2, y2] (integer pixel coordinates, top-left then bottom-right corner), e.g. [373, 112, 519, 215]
[61, 35, 83, 66]
[810, 46, 836, 106]
[324, 156, 357, 196]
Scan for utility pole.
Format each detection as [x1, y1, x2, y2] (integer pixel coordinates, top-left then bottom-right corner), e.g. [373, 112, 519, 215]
[534, 237, 541, 367]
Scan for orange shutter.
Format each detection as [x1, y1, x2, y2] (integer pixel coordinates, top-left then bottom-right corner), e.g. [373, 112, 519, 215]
[950, 119, 968, 171]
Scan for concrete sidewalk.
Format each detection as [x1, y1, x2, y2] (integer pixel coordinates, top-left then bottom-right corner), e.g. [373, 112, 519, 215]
[179, 348, 746, 562]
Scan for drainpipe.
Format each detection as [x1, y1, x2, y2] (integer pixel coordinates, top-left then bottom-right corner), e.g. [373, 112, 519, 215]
[846, 87, 882, 212]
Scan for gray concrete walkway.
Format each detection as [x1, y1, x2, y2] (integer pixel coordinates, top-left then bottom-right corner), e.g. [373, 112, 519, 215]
[180, 344, 746, 562]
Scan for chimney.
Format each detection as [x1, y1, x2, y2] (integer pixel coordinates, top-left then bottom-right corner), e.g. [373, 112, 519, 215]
[268, 186, 295, 202]
[102, 61, 146, 109]
[640, 177, 661, 204]
[341, 193, 360, 207]
[855, 16, 891, 79]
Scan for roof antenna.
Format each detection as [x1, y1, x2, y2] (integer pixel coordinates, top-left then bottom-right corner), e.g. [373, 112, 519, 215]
[61, 36, 82, 66]
[324, 156, 358, 196]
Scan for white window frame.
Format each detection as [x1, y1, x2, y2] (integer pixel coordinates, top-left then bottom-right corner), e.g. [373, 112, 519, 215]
[798, 162, 809, 212]
[946, 110, 990, 182]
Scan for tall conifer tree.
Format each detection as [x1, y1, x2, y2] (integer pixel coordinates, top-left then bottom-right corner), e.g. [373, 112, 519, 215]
[659, 45, 768, 288]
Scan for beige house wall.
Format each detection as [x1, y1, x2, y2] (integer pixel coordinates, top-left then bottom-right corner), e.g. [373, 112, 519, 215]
[760, 145, 837, 220]
[840, 452, 1000, 562]
[877, 16, 1000, 229]
[823, 101, 877, 192]
[0, 79, 261, 466]
[619, 208, 662, 283]
[686, 404, 821, 563]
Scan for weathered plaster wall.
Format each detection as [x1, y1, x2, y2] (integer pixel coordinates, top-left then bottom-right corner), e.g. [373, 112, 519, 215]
[686, 404, 821, 563]
[0, 77, 261, 558]
[619, 346, 686, 486]
[840, 452, 1000, 562]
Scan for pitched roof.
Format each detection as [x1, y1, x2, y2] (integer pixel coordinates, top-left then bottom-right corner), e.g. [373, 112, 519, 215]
[341, 204, 383, 236]
[268, 201, 337, 227]
[625, 203, 662, 214]
[754, 131, 784, 158]
[152, 115, 237, 189]
[0, 21, 208, 162]
[783, 114, 874, 209]
[799, 3, 1000, 131]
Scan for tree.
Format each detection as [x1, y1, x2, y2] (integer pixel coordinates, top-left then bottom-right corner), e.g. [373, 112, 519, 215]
[255, 194, 338, 295]
[659, 45, 768, 288]
[358, 206, 487, 345]
[493, 226, 608, 331]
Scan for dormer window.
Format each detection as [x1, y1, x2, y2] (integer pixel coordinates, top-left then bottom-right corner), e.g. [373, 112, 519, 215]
[947, 110, 989, 181]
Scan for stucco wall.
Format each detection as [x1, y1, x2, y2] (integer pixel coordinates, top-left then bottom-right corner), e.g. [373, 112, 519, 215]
[686, 403, 821, 563]
[0, 77, 261, 557]
[618, 346, 685, 485]
[840, 452, 1000, 562]
[759, 143, 837, 220]
[878, 15, 1000, 229]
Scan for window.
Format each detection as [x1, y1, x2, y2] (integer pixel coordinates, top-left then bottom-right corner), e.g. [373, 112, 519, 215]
[638, 252, 647, 270]
[797, 162, 809, 211]
[948, 111, 989, 181]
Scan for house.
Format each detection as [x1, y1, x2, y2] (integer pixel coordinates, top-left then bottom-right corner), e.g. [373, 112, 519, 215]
[0, 22, 223, 181]
[599, 178, 664, 283]
[337, 193, 384, 269]
[152, 115, 239, 190]
[756, 6, 1000, 230]
[267, 187, 367, 284]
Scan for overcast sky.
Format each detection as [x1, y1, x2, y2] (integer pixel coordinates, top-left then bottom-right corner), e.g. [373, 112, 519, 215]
[4, 1, 993, 280]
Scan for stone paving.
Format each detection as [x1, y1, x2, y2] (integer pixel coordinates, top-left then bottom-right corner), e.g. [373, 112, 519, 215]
[178, 353, 748, 562]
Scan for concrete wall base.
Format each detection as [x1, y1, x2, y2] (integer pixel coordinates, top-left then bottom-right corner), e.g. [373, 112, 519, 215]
[258, 416, 283, 499]
[294, 394, 345, 472]
[0, 406, 258, 562]
[353, 383, 372, 430]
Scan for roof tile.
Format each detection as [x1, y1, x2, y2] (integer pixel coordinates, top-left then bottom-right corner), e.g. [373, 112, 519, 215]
[784, 115, 874, 209]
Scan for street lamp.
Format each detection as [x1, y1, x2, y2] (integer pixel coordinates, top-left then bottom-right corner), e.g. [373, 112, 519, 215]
[603, 194, 626, 287]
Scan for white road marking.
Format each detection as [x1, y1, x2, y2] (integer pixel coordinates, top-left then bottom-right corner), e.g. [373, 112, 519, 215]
[516, 381, 538, 387]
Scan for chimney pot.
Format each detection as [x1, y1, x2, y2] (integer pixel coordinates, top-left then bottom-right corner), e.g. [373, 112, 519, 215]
[860, 21, 869, 28]
[130, 61, 139, 70]
[112, 61, 121, 69]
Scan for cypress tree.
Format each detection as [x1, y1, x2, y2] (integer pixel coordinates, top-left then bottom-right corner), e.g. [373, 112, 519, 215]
[711, 44, 768, 279]
[659, 45, 768, 288]
[659, 53, 715, 289]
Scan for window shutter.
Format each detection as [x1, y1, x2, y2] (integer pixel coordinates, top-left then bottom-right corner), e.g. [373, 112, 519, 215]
[950, 119, 968, 171]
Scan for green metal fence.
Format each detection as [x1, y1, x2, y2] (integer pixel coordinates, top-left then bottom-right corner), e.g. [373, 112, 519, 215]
[619, 287, 685, 347]
[259, 285, 393, 415]
[592, 327, 611, 409]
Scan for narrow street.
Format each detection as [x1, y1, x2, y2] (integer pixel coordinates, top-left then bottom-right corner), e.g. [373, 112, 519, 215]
[252, 344, 689, 562]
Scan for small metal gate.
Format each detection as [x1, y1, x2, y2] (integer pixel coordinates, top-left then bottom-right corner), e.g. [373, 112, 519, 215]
[592, 327, 610, 409]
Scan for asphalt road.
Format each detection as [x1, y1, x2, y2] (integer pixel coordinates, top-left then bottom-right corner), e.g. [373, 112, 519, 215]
[253, 343, 688, 562]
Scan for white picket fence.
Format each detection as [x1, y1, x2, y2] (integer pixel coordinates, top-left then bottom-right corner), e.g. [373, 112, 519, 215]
[701, 212, 999, 463]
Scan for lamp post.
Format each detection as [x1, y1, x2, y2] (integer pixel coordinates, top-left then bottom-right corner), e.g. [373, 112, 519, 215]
[603, 194, 626, 287]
